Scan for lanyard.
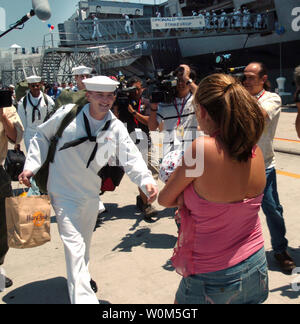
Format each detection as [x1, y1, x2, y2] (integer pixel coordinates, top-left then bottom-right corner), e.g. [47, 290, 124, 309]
[133, 99, 141, 126]
[256, 90, 265, 101]
[174, 94, 191, 127]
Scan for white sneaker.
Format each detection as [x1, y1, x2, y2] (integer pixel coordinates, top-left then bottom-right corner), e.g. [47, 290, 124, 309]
[98, 200, 106, 214]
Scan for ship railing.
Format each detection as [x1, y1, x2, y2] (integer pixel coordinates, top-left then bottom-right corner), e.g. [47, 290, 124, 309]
[50, 10, 276, 46]
[43, 32, 146, 56]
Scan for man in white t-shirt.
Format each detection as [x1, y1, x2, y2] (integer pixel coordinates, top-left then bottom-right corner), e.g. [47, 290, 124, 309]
[243, 62, 296, 273]
[148, 65, 198, 157]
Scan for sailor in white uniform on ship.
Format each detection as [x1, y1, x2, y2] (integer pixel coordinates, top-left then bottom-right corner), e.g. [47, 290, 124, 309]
[123, 13, 133, 34]
[19, 75, 158, 304]
[242, 7, 250, 28]
[92, 14, 102, 40]
[255, 12, 262, 29]
[219, 9, 226, 29]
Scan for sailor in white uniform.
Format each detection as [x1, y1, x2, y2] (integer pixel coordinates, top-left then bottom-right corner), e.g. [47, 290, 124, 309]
[72, 65, 106, 215]
[73, 65, 93, 91]
[19, 76, 158, 304]
[18, 75, 54, 151]
[123, 14, 133, 34]
[92, 14, 102, 39]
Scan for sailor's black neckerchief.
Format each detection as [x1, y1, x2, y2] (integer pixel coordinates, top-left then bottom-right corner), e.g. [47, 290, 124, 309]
[59, 112, 111, 168]
[28, 94, 42, 123]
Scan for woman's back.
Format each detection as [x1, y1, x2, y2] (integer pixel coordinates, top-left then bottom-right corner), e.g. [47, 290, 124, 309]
[193, 136, 266, 203]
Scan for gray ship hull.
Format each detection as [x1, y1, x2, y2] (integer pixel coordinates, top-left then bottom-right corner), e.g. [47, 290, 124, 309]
[178, 0, 300, 104]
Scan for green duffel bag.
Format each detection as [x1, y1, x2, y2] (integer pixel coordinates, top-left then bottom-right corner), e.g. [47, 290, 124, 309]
[15, 81, 29, 102]
[54, 89, 88, 111]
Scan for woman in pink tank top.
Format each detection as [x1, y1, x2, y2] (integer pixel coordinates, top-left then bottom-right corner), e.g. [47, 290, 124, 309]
[158, 73, 269, 304]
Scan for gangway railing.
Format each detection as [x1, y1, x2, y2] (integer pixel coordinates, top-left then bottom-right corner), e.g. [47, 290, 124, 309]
[43, 11, 276, 49]
[44, 10, 276, 48]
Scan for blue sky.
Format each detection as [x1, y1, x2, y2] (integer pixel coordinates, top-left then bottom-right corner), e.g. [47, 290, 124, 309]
[0, 0, 78, 49]
[0, 0, 166, 50]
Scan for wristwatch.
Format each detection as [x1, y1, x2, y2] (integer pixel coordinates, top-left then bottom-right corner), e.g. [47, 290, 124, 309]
[186, 79, 193, 85]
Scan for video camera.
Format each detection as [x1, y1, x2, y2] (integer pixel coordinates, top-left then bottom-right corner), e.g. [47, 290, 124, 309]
[0, 90, 13, 109]
[115, 72, 137, 109]
[147, 67, 185, 104]
[214, 53, 246, 82]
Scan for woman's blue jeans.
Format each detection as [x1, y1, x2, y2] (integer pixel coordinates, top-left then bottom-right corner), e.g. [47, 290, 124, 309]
[176, 247, 269, 304]
[261, 167, 288, 253]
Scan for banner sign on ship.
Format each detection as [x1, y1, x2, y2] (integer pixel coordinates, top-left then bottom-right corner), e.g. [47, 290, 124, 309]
[151, 16, 205, 30]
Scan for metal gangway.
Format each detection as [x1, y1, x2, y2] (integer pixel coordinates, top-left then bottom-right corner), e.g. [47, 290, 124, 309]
[49, 11, 276, 47]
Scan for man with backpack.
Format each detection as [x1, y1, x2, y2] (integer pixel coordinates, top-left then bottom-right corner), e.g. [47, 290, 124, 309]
[19, 75, 158, 304]
[18, 75, 55, 151]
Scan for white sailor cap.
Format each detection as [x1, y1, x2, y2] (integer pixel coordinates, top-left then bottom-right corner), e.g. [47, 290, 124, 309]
[72, 65, 93, 76]
[83, 76, 120, 92]
[26, 75, 42, 84]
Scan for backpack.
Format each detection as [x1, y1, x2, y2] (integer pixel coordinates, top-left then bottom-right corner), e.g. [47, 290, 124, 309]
[15, 81, 29, 102]
[5, 149, 26, 181]
[34, 104, 124, 194]
[98, 163, 125, 195]
[54, 89, 88, 111]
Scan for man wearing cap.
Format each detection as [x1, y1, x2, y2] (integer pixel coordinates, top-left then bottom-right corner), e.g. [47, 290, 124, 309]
[18, 75, 55, 151]
[19, 75, 158, 304]
[53, 66, 92, 110]
[73, 65, 93, 92]
[55, 66, 106, 216]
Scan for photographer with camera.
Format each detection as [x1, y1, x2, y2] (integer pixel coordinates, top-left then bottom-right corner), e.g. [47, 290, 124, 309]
[115, 76, 159, 222]
[0, 91, 24, 290]
[148, 64, 198, 157]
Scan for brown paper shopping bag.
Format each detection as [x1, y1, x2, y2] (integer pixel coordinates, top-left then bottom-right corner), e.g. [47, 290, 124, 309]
[5, 195, 51, 249]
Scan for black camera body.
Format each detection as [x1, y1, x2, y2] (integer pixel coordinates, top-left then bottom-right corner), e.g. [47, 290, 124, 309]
[147, 68, 185, 104]
[0, 90, 13, 109]
[115, 83, 137, 110]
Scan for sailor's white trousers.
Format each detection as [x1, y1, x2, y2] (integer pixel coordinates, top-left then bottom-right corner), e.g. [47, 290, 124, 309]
[51, 195, 99, 304]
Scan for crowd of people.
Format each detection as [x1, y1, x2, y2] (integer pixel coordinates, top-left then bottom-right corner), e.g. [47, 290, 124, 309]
[191, 6, 269, 31]
[0, 61, 300, 304]
[82, 6, 270, 41]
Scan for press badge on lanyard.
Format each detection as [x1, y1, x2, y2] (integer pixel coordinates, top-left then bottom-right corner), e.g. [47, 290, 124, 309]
[174, 94, 191, 139]
[135, 128, 144, 140]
